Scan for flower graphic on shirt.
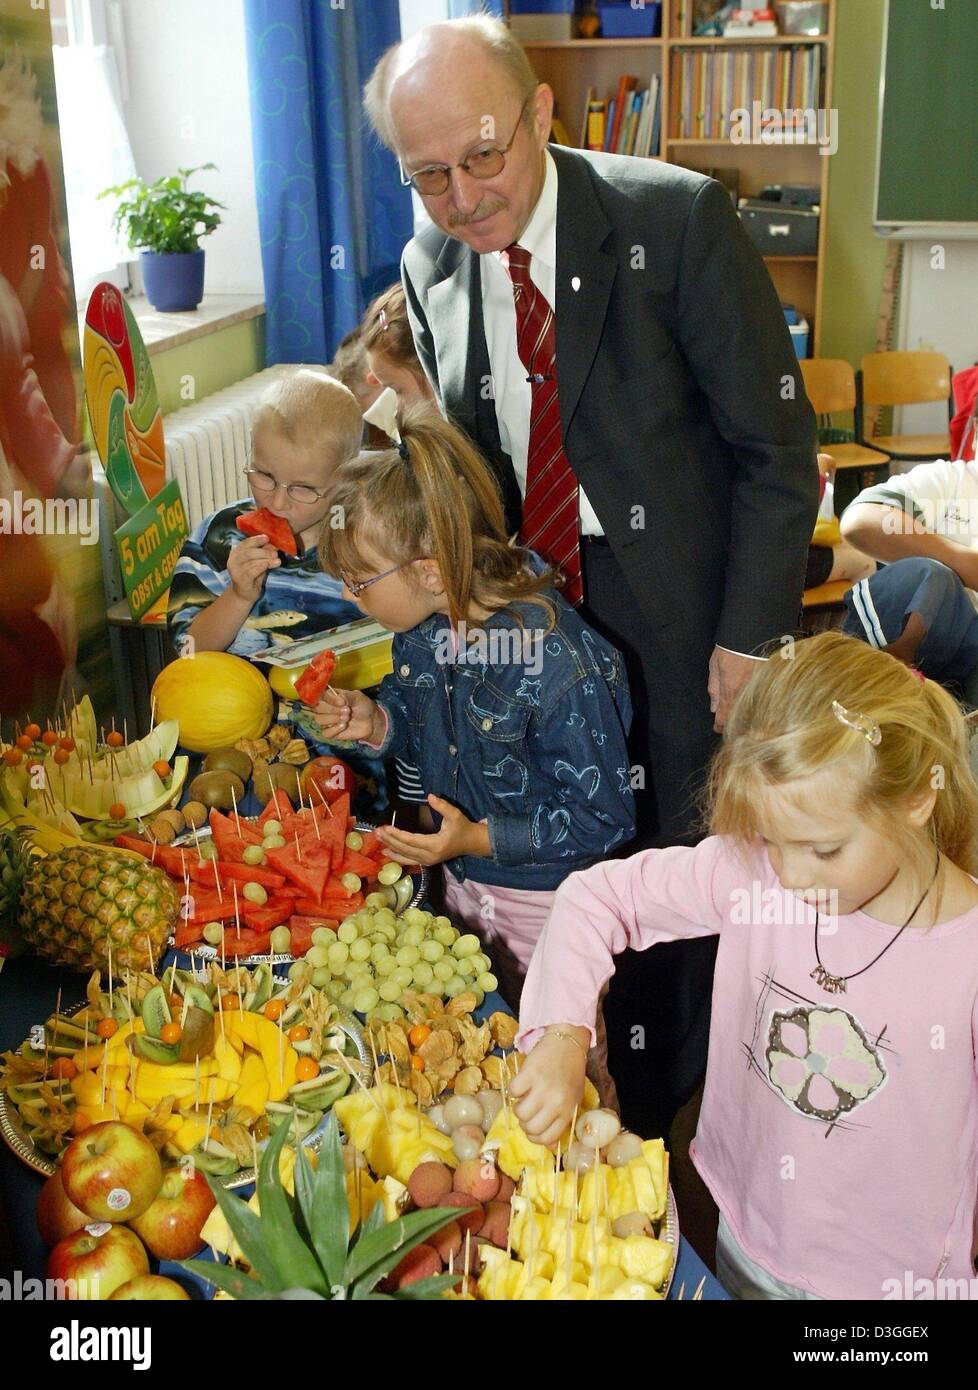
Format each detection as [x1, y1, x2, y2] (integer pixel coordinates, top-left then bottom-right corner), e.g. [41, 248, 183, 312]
[765, 1005, 885, 1122]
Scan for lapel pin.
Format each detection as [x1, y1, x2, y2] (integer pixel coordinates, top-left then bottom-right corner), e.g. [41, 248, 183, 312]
[571, 276, 581, 292]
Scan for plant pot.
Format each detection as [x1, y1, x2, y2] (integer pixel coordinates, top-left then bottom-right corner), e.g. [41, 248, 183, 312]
[139, 249, 205, 312]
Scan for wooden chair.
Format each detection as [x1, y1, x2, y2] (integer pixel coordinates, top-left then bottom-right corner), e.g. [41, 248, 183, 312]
[802, 578, 852, 610]
[799, 358, 890, 472]
[856, 350, 953, 461]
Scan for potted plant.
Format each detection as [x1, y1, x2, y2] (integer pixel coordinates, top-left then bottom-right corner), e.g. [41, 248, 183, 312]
[98, 163, 225, 313]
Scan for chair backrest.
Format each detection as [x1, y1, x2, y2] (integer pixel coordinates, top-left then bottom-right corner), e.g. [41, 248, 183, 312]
[800, 358, 856, 415]
[860, 351, 951, 408]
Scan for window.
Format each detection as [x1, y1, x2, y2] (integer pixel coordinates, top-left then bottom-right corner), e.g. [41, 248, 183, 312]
[51, 0, 137, 305]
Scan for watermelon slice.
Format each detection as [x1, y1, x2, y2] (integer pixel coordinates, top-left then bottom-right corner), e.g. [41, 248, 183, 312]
[263, 844, 332, 902]
[294, 894, 363, 919]
[294, 648, 337, 707]
[223, 928, 273, 957]
[190, 861, 287, 891]
[242, 902, 293, 933]
[174, 921, 205, 950]
[288, 917, 338, 955]
[236, 507, 298, 557]
[340, 846, 385, 879]
[208, 809, 261, 863]
[259, 789, 294, 828]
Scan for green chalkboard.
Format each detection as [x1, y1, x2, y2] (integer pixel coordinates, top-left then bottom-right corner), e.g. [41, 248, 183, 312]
[876, 0, 978, 227]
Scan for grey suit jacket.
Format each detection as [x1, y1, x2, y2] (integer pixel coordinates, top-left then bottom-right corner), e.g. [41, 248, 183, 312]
[401, 144, 818, 666]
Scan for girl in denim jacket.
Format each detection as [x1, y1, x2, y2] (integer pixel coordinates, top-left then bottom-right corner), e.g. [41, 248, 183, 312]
[313, 398, 635, 1009]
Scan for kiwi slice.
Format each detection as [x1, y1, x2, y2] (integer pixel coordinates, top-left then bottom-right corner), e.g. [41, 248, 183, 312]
[177, 1006, 215, 1063]
[132, 1033, 180, 1065]
[141, 983, 171, 1037]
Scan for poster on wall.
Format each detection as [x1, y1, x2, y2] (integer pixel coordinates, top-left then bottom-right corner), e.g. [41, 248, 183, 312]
[83, 281, 187, 621]
[0, 8, 111, 733]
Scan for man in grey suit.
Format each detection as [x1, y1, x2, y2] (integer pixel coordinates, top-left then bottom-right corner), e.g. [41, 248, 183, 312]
[364, 16, 818, 1139]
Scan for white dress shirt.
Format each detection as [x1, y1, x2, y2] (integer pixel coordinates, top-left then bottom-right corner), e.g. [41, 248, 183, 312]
[480, 150, 605, 536]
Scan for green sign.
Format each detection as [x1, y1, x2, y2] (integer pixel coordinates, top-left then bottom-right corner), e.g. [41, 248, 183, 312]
[114, 479, 189, 621]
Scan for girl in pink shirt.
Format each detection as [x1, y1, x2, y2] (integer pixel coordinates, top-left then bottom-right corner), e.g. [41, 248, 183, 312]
[512, 630, 978, 1300]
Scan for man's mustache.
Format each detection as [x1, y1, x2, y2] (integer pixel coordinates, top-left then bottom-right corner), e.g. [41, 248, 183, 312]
[448, 197, 506, 227]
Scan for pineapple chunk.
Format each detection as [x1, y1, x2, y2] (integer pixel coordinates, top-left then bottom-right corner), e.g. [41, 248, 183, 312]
[484, 1106, 555, 1181]
[610, 1278, 664, 1300]
[171, 1114, 209, 1154]
[605, 1233, 673, 1287]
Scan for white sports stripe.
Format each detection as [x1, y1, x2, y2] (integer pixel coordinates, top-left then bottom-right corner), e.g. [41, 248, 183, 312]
[849, 578, 887, 648]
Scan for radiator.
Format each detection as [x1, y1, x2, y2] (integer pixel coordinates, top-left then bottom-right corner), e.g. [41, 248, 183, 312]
[163, 365, 294, 527]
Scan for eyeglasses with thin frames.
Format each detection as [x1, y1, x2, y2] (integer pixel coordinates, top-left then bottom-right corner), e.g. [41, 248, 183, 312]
[244, 467, 329, 506]
[398, 97, 531, 197]
[342, 559, 424, 598]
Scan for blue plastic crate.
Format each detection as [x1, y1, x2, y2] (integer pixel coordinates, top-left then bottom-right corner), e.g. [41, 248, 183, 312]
[510, 0, 575, 12]
[598, 1, 662, 37]
[782, 303, 799, 326]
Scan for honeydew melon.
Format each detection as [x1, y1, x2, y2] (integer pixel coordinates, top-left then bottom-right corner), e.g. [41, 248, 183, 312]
[43, 755, 189, 819]
[151, 651, 273, 753]
[52, 721, 180, 782]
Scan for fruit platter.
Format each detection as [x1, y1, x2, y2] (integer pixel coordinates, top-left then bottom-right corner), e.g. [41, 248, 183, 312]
[0, 961, 369, 1187]
[194, 1072, 678, 1301]
[121, 793, 429, 965]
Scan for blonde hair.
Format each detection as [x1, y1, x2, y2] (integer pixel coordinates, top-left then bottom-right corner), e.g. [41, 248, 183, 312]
[252, 367, 362, 468]
[361, 283, 425, 385]
[319, 405, 554, 631]
[363, 15, 540, 152]
[707, 631, 978, 903]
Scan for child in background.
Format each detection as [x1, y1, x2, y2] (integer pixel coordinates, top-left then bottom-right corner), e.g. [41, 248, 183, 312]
[512, 631, 978, 1300]
[311, 403, 635, 1016]
[360, 283, 436, 408]
[804, 453, 876, 591]
[167, 368, 364, 657]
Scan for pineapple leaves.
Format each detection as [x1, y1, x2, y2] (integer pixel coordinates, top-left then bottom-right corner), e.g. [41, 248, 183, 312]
[189, 1171, 286, 1293]
[392, 1274, 460, 1300]
[178, 1257, 268, 1301]
[347, 1205, 464, 1297]
[254, 1116, 330, 1296]
[292, 1110, 347, 1290]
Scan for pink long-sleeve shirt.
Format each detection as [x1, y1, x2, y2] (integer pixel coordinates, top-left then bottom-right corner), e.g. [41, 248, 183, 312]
[518, 835, 978, 1300]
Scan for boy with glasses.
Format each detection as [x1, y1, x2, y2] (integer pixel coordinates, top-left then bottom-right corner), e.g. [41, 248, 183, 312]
[166, 368, 364, 658]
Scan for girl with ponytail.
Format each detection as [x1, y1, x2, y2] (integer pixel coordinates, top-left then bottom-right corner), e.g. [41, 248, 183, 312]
[315, 393, 635, 1012]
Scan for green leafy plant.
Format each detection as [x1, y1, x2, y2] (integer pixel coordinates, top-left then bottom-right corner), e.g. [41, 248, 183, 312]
[180, 1109, 462, 1300]
[98, 164, 225, 255]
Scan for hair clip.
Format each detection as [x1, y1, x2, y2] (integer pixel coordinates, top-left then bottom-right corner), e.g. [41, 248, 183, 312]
[397, 439, 409, 461]
[831, 699, 881, 747]
[379, 308, 390, 332]
[909, 667, 926, 684]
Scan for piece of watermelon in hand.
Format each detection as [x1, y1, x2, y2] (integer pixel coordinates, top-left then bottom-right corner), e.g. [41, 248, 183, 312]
[236, 507, 299, 557]
[294, 648, 337, 707]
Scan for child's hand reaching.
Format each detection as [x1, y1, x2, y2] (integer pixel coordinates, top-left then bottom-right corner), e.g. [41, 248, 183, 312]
[311, 687, 386, 745]
[229, 533, 280, 601]
[377, 794, 491, 867]
[509, 1026, 590, 1148]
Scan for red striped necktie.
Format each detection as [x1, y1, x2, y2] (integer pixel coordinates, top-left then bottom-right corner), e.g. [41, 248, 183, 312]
[501, 243, 583, 606]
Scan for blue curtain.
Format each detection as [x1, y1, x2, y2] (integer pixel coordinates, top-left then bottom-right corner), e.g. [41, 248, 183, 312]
[244, 0, 414, 364]
[447, 0, 503, 13]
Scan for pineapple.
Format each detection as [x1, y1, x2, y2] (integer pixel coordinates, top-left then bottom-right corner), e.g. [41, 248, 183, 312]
[0, 829, 28, 956]
[182, 1111, 461, 1300]
[18, 845, 179, 973]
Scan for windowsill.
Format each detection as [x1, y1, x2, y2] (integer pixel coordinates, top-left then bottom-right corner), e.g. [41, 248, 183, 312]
[77, 294, 265, 357]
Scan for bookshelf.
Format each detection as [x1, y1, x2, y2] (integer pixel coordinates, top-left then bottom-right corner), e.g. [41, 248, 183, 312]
[510, 0, 836, 350]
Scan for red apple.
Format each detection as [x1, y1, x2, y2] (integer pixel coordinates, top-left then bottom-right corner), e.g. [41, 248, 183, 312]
[61, 1121, 163, 1223]
[37, 1168, 92, 1248]
[47, 1222, 149, 1300]
[109, 1275, 190, 1301]
[300, 755, 356, 805]
[128, 1166, 216, 1259]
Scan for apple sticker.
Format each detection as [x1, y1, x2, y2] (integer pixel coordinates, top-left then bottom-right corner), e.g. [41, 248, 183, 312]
[107, 1187, 132, 1212]
[85, 1222, 112, 1237]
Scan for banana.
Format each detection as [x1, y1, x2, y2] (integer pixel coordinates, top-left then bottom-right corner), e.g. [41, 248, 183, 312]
[0, 768, 143, 860]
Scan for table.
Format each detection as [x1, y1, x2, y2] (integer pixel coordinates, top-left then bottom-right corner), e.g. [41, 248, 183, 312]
[0, 953, 728, 1300]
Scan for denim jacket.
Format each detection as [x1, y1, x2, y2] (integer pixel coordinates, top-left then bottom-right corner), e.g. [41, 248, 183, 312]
[370, 592, 635, 890]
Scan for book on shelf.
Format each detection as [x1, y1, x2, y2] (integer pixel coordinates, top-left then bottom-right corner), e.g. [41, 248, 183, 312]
[671, 42, 823, 140]
[580, 75, 662, 158]
[550, 116, 573, 147]
[586, 97, 606, 152]
[580, 85, 596, 149]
